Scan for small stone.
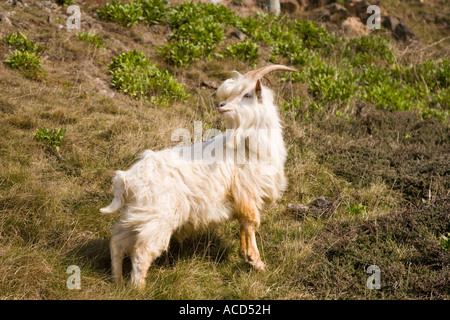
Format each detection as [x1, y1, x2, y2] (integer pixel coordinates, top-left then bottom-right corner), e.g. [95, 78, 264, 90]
[200, 80, 219, 90]
[228, 29, 248, 41]
[287, 203, 309, 217]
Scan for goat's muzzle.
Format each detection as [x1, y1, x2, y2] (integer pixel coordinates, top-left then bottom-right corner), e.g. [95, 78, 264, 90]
[217, 101, 232, 114]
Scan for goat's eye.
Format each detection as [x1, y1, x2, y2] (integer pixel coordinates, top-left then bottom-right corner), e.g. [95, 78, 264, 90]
[243, 93, 252, 98]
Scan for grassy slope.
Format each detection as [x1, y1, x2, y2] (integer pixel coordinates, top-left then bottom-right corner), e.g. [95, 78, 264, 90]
[0, 0, 448, 299]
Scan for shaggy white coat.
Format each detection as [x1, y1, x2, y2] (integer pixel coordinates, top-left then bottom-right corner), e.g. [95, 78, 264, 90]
[101, 71, 287, 289]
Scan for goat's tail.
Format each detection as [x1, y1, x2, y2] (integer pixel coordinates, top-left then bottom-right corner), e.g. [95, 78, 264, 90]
[100, 170, 126, 214]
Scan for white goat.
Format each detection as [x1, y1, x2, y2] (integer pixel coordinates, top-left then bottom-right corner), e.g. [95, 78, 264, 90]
[100, 64, 297, 289]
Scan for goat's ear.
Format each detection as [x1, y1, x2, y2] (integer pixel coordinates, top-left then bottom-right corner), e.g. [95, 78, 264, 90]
[255, 79, 263, 101]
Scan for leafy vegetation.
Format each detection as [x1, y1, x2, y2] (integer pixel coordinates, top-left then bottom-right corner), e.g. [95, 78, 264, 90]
[158, 2, 237, 66]
[109, 50, 188, 103]
[76, 32, 105, 48]
[4, 32, 45, 54]
[98, 0, 167, 27]
[223, 40, 259, 65]
[347, 203, 367, 216]
[96, 0, 448, 122]
[159, 16, 225, 67]
[4, 32, 45, 79]
[34, 128, 67, 153]
[441, 233, 450, 250]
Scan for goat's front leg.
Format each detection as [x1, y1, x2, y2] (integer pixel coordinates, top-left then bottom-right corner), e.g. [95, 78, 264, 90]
[237, 201, 266, 271]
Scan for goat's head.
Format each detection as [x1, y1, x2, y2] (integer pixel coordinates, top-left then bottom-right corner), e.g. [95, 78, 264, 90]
[215, 65, 297, 131]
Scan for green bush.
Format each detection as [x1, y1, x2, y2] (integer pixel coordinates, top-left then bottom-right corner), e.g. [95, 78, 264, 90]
[393, 59, 450, 91]
[4, 32, 45, 55]
[292, 19, 336, 49]
[347, 203, 366, 216]
[344, 35, 395, 67]
[98, 0, 167, 27]
[140, 0, 168, 25]
[5, 50, 41, 70]
[167, 1, 236, 29]
[109, 50, 188, 104]
[441, 233, 450, 250]
[159, 16, 225, 67]
[4, 32, 44, 79]
[76, 32, 104, 48]
[223, 40, 259, 64]
[158, 2, 236, 67]
[431, 87, 449, 110]
[34, 128, 66, 152]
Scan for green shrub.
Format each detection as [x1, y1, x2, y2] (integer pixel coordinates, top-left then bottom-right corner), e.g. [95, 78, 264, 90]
[431, 87, 449, 110]
[76, 32, 104, 48]
[159, 16, 225, 67]
[34, 128, 66, 152]
[98, 0, 167, 27]
[98, 1, 142, 27]
[292, 19, 336, 49]
[344, 35, 395, 67]
[5, 50, 41, 70]
[4, 32, 45, 55]
[393, 59, 450, 91]
[347, 203, 366, 216]
[167, 1, 236, 29]
[5, 50, 43, 79]
[158, 2, 236, 67]
[223, 40, 259, 64]
[441, 233, 450, 250]
[4, 32, 44, 79]
[140, 0, 168, 25]
[109, 50, 188, 103]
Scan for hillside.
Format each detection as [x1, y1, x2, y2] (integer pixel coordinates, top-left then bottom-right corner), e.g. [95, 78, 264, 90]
[0, 0, 448, 299]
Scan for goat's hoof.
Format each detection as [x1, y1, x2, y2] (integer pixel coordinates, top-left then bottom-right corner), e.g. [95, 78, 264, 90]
[240, 251, 249, 262]
[252, 260, 266, 271]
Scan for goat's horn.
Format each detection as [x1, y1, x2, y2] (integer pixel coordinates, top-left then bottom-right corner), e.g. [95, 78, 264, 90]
[243, 64, 298, 82]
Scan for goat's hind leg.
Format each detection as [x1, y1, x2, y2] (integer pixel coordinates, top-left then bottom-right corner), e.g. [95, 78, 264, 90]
[130, 221, 173, 290]
[110, 223, 135, 284]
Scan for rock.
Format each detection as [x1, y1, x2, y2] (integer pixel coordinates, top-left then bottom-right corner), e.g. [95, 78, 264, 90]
[296, 0, 308, 9]
[288, 196, 334, 219]
[393, 22, 417, 42]
[0, 12, 14, 26]
[348, 0, 370, 22]
[37, 0, 56, 13]
[382, 15, 400, 32]
[5, 0, 28, 8]
[100, 89, 115, 98]
[280, 0, 301, 15]
[382, 16, 417, 42]
[228, 29, 248, 41]
[342, 16, 369, 38]
[305, 0, 336, 11]
[312, 3, 348, 23]
[308, 196, 334, 217]
[200, 80, 219, 90]
[287, 203, 309, 217]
